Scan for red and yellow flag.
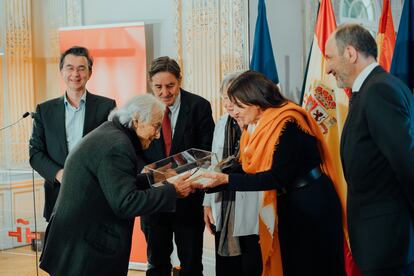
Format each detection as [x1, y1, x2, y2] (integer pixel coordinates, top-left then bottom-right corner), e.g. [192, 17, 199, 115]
[301, 0, 361, 275]
[302, 0, 348, 227]
[376, 0, 396, 72]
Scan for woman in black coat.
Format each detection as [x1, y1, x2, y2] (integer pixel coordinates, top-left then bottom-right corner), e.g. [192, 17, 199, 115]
[200, 71, 346, 276]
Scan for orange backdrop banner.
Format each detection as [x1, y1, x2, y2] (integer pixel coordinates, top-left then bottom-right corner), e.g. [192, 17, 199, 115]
[59, 22, 148, 267]
[59, 22, 148, 106]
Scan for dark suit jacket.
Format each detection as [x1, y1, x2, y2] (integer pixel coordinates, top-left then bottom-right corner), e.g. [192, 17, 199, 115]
[29, 91, 116, 221]
[141, 89, 215, 224]
[341, 66, 414, 271]
[39, 120, 177, 276]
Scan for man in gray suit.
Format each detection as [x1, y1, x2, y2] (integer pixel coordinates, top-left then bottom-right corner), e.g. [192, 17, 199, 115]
[325, 24, 414, 275]
[29, 46, 116, 221]
[39, 94, 194, 276]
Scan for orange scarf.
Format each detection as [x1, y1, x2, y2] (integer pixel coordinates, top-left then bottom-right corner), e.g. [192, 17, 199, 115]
[239, 102, 347, 276]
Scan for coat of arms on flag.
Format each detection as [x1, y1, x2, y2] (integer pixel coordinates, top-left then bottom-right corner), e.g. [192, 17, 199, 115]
[300, 0, 361, 275]
[303, 80, 337, 134]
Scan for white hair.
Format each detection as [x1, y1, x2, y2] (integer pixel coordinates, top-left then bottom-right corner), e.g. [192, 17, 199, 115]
[220, 71, 244, 95]
[108, 94, 165, 129]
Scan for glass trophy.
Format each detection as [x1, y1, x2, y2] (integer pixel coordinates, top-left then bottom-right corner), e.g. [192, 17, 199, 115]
[144, 148, 219, 187]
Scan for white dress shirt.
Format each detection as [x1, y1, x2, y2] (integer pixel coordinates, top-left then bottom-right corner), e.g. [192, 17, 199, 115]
[352, 62, 379, 93]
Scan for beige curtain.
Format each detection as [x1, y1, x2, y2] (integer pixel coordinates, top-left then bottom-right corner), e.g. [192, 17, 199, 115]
[175, 0, 249, 121]
[0, 0, 81, 168]
[0, 0, 34, 168]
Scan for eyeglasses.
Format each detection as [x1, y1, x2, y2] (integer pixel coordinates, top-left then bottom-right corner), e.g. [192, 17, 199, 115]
[62, 66, 89, 74]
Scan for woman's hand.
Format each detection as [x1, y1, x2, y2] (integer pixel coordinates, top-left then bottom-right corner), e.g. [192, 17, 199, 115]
[197, 172, 229, 189]
[203, 206, 215, 235]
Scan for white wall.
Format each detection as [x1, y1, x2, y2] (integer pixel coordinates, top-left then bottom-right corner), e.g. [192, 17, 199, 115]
[82, 0, 177, 59]
[82, 0, 307, 102]
[249, 0, 306, 103]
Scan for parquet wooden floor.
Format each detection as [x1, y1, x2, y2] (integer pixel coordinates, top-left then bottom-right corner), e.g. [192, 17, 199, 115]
[0, 246, 145, 276]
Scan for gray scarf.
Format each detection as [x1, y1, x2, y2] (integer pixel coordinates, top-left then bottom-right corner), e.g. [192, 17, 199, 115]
[217, 116, 241, 257]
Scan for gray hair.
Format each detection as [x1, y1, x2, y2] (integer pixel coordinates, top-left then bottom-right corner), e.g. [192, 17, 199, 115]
[108, 94, 165, 128]
[335, 23, 377, 59]
[148, 56, 181, 80]
[220, 71, 244, 95]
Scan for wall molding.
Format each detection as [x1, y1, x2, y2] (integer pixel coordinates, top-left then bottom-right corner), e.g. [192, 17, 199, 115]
[175, 0, 249, 120]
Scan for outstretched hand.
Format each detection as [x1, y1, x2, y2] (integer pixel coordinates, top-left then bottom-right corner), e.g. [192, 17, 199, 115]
[191, 172, 229, 190]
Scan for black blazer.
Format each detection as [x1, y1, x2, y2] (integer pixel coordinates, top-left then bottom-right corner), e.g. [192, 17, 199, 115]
[29, 91, 116, 221]
[39, 120, 177, 276]
[341, 66, 414, 271]
[141, 89, 215, 224]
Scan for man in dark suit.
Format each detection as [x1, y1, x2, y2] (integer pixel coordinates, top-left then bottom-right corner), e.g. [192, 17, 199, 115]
[29, 46, 116, 222]
[141, 56, 215, 276]
[325, 23, 414, 275]
[39, 94, 194, 276]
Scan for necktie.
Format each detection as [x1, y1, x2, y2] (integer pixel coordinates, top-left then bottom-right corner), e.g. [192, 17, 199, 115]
[162, 107, 172, 156]
[349, 92, 358, 108]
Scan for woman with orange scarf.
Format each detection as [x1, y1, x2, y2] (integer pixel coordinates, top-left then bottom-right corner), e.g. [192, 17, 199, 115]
[201, 71, 345, 276]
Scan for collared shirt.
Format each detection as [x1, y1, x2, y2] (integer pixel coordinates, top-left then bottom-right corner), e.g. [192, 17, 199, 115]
[352, 62, 379, 93]
[64, 91, 87, 152]
[168, 92, 181, 136]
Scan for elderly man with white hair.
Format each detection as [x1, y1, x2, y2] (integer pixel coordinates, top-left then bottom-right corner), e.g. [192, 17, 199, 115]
[39, 94, 194, 276]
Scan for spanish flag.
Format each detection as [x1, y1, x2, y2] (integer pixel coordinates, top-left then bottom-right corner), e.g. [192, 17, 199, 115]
[300, 0, 360, 275]
[301, 0, 348, 229]
[376, 0, 396, 72]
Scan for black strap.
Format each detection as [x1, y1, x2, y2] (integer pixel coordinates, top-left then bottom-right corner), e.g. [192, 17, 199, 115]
[278, 166, 323, 196]
[292, 166, 323, 189]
